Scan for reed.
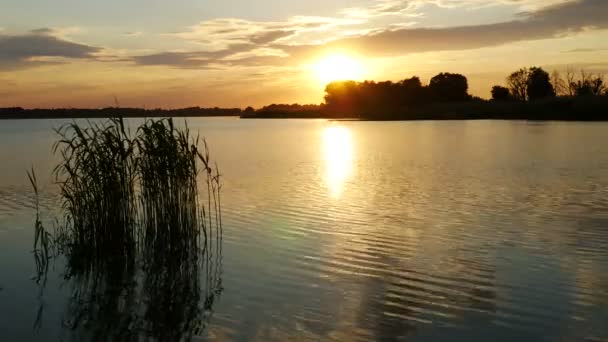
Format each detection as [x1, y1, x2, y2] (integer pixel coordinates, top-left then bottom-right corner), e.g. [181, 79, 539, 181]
[136, 118, 201, 254]
[27, 167, 53, 283]
[29, 117, 222, 338]
[53, 117, 137, 265]
[51, 116, 222, 268]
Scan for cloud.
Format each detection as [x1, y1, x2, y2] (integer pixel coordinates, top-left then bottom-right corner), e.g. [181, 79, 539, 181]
[124, 31, 144, 38]
[131, 0, 607, 69]
[0, 28, 101, 70]
[562, 47, 608, 53]
[132, 43, 256, 68]
[132, 15, 363, 68]
[249, 30, 295, 45]
[285, 0, 608, 60]
[341, 0, 573, 18]
[168, 16, 363, 48]
[30, 26, 83, 38]
[29, 28, 56, 35]
[341, 0, 421, 18]
[133, 52, 206, 67]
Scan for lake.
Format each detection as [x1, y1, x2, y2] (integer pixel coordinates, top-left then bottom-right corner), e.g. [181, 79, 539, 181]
[1, 118, 607, 341]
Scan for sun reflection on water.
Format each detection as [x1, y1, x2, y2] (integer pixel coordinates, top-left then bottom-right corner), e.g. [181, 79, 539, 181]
[322, 125, 354, 198]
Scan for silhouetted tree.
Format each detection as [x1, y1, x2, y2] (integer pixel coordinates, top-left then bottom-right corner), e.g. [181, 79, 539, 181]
[318, 71, 608, 120]
[507, 68, 529, 101]
[250, 103, 323, 118]
[398, 76, 425, 105]
[571, 71, 605, 96]
[429, 73, 469, 102]
[324, 81, 360, 117]
[550, 70, 567, 96]
[589, 76, 606, 96]
[400, 76, 422, 89]
[565, 69, 577, 96]
[527, 67, 555, 100]
[491, 86, 512, 101]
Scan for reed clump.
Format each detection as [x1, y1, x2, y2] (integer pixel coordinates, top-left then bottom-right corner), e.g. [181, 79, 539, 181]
[52, 117, 221, 265]
[53, 118, 137, 265]
[137, 119, 201, 254]
[30, 117, 222, 339]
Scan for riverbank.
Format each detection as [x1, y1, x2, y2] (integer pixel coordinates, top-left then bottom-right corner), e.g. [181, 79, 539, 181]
[0, 107, 242, 120]
[242, 96, 608, 121]
[3, 96, 608, 121]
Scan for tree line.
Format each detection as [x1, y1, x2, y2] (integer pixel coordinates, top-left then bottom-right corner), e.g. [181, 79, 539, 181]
[0, 106, 243, 119]
[241, 67, 607, 120]
[322, 73, 472, 117]
[492, 68, 606, 101]
[2, 67, 606, 121]
[312, 67, 607, 120]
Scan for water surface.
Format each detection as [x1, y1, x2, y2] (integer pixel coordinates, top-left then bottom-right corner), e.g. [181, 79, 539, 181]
[1, 118, 607, 341]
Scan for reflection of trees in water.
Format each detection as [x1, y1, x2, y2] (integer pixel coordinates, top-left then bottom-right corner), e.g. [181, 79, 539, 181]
[61, 234, 223, 341]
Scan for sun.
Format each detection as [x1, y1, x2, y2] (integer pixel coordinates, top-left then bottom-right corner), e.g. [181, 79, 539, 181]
[313, 54, 364, 85]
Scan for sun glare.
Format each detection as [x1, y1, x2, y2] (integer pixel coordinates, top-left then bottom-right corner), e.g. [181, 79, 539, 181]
[313, 54, 364, 85]
[322, 125, 354, 198]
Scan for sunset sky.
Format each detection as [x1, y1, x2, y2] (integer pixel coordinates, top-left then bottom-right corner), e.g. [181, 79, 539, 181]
[1, 0, 607, 108]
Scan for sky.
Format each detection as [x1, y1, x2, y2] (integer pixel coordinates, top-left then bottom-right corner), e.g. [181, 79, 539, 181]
[1, 0, 607, 108]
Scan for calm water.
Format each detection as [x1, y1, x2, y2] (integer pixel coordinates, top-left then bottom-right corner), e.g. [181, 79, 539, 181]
[1, 118, 608, 341]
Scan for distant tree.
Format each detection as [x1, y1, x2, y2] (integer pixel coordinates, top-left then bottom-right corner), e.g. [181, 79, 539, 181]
[323, 77, 433, 118]
[398, 76, 425, 105]
[526, 67, 555, 100]
[565, 68, 577, 96]
[574, 80, 593, 96]
[491, 86, 512, 101]
[550, 70, 567, 96]
[324, 81, 360, 116]
[244, 106, 255, 114]
[507, 68, 529, 101]
[571, 70, 606, 96]
[592, 76, 606, 96]
[576, 70, 592, 96]
[429, 73, 469, 102]
[400, 76, 422, 89]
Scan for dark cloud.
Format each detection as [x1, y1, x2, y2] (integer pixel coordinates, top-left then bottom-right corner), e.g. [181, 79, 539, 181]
[133, 52, 205, 67]
[0, 28, 101, 70]
[281, 0, 608, 63]
[124, 31, 143, 37]
[313, 0, 608, 57]
[249, 30, 295, 44]
[29, 28, 55, 35]
[133, 25, 294, 68]
[563, 48, 608, 53]
[133, 44, 254, 68]
[214, 28, 243, 34]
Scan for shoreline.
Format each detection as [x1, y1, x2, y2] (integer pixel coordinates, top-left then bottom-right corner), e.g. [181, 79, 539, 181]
[3, 96, 608, 121]
[3, 116, 608, 122]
